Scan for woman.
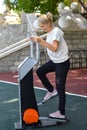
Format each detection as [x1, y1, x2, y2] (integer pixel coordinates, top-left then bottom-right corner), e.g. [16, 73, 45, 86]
[30, 12, 70, 119]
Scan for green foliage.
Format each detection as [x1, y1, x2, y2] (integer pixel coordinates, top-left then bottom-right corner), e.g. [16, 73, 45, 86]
[17, 0, 41, 13]
[4, 0, 18, 10]
[39, 0, 58, 15]
[4, 0, 73, 15]
[17, 0, 59, 15]
[63, 0, 71, 6]
[4, 0, 12, 9]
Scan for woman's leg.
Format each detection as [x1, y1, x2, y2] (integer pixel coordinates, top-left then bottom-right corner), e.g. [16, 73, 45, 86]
[36, 60, 55, 92]
[55, 59, 70, 115]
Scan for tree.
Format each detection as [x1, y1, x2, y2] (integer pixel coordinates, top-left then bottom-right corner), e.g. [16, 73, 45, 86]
[4, 0, 73, 15]
[38, 0, 59, 15]
[4, 0, 18, 10]
[78, 0, 87, 12]
[17, 0, 60, 15]
[4, 0, 12, 9]
[17, 0, 41, 13]
[63, 0, 71, 5]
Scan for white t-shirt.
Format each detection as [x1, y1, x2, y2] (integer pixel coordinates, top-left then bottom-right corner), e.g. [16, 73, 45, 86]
[46, 27, 69, 63]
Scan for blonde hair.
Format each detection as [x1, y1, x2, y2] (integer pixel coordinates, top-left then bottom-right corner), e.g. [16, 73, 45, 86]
[38, 12, 53, 26]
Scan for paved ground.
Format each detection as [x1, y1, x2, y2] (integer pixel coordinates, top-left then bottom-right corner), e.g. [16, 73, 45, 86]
[0, 81, 87, 130]
[0, 69, 87, 130]
[0, 69, 87, 96]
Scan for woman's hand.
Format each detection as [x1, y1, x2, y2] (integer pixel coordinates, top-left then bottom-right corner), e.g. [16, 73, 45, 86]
[30, 36, 59, 52]
[30, 36, 41, 43]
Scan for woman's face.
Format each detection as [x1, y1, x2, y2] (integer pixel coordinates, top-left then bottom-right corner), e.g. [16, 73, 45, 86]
[40, 22, 52, 32]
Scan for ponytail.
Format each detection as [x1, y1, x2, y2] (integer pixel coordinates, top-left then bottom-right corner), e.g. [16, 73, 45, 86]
[38, 12, 53, 25]
[46, 12, 53, 23]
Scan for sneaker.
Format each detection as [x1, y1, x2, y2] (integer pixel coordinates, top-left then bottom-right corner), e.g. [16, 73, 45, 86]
[37, 89, 57, 105]
[49, 111, 65, 119]
[43, 89, 57, 101]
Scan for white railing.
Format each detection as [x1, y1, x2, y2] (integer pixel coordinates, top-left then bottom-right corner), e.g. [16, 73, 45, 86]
[0, 38, 30, 59]
[0, 38, 29, 54]
[0, 12, 47, 65]
[0, 33, 47, 64]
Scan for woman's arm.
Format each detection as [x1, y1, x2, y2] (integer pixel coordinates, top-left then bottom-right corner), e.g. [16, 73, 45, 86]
[30, 36, 59, 52]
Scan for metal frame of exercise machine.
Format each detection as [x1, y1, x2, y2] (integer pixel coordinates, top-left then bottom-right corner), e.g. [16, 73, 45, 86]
[14, 44, 68, 130]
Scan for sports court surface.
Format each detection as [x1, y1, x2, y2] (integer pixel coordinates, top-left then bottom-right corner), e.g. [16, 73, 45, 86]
[0, 68, 87, 130]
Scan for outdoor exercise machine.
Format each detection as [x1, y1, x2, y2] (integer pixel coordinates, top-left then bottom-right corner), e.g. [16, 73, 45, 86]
[14, 58, 69, 129]
[14, 35, 69, 130]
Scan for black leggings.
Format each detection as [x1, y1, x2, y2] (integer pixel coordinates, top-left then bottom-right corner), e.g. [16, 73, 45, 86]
[36, 59, 70, 115]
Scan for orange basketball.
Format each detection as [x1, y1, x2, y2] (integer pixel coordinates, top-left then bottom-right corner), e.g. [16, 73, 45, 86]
[23, 108, 39, 124]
